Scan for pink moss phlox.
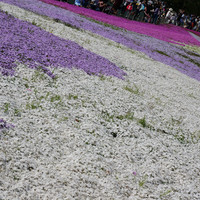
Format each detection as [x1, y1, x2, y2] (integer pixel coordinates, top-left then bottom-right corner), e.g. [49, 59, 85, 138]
[40, 0, 200, 47]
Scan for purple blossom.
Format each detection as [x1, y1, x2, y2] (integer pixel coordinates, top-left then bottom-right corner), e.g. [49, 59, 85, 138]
[1, 0, 200, 81]
[0, 118, 15, 130]
[0, 10, 126, 79]
[132, 171, 137, 176]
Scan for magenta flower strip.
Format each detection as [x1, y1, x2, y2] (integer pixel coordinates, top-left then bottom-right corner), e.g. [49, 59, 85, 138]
[39, 0, 200, 47]
[1, 0, 200, 81]
[2, 0, 200, 46]
[0, 10, 126, 79]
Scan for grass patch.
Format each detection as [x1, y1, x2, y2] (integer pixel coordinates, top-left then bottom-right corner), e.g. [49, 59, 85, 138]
[155, 50, 170, 57]
[101, 110, 115, 122]
[58, 116, 69, 123]
[14, 108, 21, 117]
[31, 67, 46, 81]
[124, 85, 139, 95]
[68, 94, 78, 100]
[139, 175, 148, 187]
[26, 100, 41, 110]
[187, 51, 200, 57]
[80, 14, 124, 31]
[50, 95, 61, 102]
[116, 111, 134, 120]
[138, 116, 147, 128]
[188, 59, 200, 68]
[102, 110, 135, 123]
[188, 93, 197, 99]
[160, 189, 172, 198]
[179, 54, 188, 59]
[174, 133, 186, 144]
[3, 102, 10, 113]
[52, 18, 81, 31]
[99, 75, 106, 81]
[183, 45, 200, 55]
[31, 20, 37, 26]
[120, 65, 128, 70]
[177, 53, 200, 68]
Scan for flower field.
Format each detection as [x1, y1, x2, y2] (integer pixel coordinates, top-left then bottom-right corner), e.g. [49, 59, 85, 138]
[0, 0, 200, 199]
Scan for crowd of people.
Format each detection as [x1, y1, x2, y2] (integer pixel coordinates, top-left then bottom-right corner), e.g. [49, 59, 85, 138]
[165, 8, 200, 32]
[63, 0, 200, 31]
[73, 0, 166, 25]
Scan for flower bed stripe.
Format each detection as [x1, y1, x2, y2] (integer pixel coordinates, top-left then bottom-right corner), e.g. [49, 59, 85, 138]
[39, 0, 200, 47]
[0, 10, 126, 79]
[1, 0, 200, 81]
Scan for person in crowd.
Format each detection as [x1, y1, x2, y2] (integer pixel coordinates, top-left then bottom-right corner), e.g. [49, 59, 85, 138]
[185, 15, 191, 29]
[176, 11, 182, 26]
[82, 0, 90, 7]
[196, 17, 200, 31]
[98, 0, 107, 11]
[111, 0, 123, 14]
[75, 0, 82, 6]
[191, 15, 196, 29]
[128, 0, 137, 20]
[133, 1, 141, 20]
[124, 2, 133, 18]
[89, 0, 100, 10]
[159, 2, 166, 24]
[171, 12, 177, 25]
[180, 12, 185, 26]
[165, 8, 173, 23]
[120, 0, 130, 16]
[144, 1, 152, 22]
[149, 3, 155, 22]
[138, 1, 145, 21]
[152, 2, 160, 24]
[103, 0, 115, 13]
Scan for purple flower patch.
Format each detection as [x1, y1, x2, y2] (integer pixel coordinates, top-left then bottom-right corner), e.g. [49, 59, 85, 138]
[1, 0, 200, 81]
[0, 10, 126, 79]
[0, 118, 14, 130]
